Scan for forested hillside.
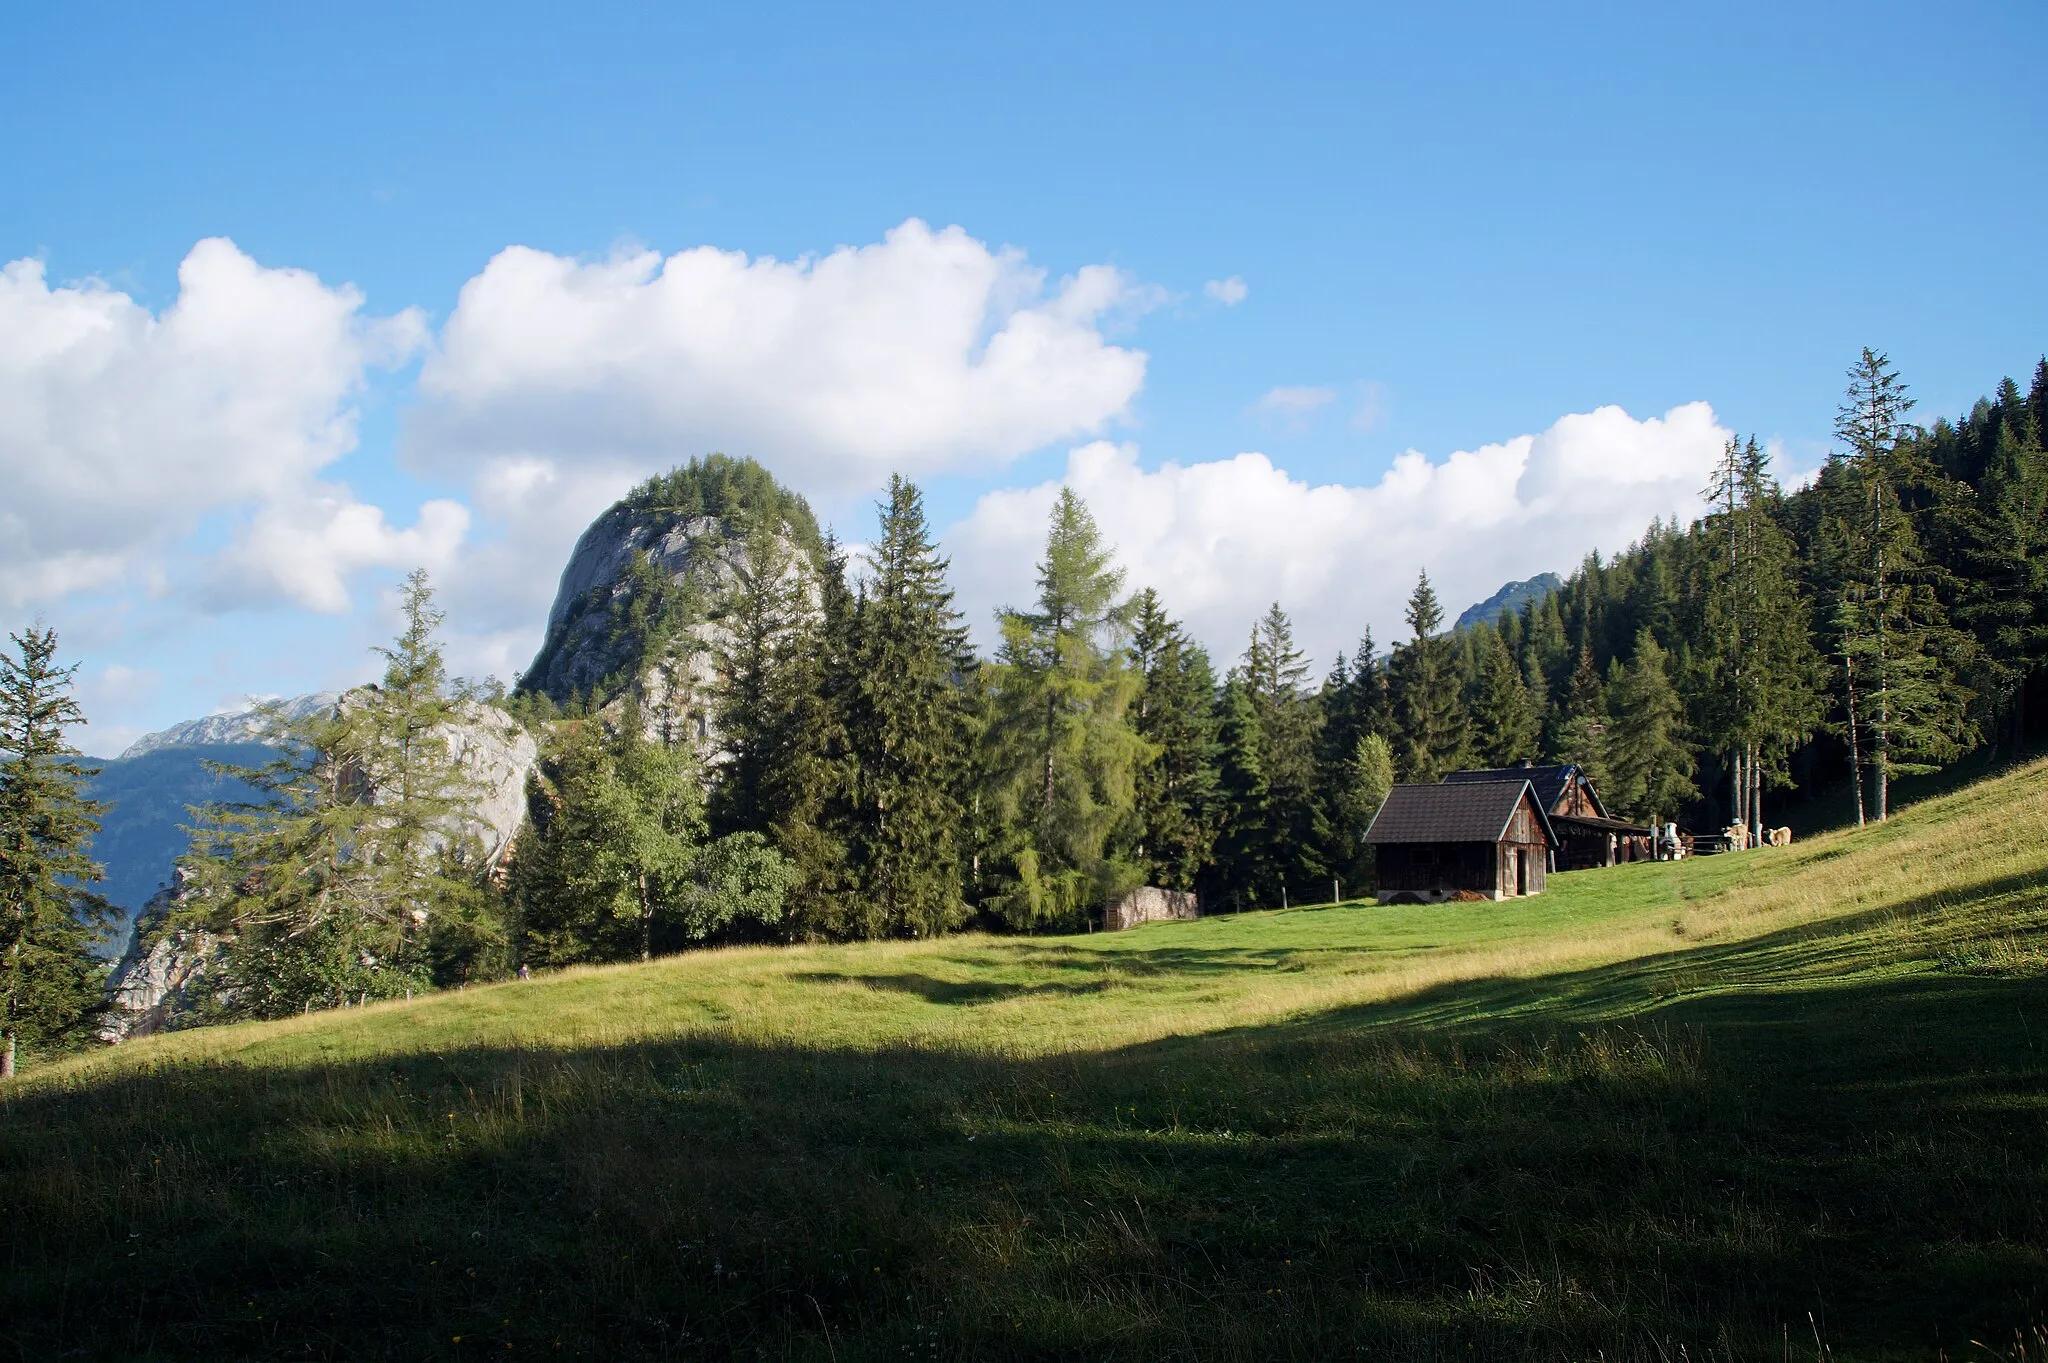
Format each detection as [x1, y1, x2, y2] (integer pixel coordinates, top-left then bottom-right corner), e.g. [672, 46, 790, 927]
[494, 349, 2045, 957]
[36, 349, 2046, 1046]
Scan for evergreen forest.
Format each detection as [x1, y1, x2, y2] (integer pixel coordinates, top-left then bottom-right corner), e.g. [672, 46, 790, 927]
[5, 350, 2047, 1048]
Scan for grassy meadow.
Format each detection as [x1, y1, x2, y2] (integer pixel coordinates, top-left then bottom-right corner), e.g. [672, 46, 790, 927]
[6, 757, 2048, 1359]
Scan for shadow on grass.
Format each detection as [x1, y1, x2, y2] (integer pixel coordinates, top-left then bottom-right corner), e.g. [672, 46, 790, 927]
[8, 929, 2048, 1361]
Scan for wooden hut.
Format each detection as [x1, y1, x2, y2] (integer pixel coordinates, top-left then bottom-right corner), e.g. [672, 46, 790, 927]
[1444, 762, 1655, 870]
[1362, 779, 1556, 904]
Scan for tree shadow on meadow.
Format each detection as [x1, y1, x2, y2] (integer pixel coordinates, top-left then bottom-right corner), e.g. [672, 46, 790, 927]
[6, 900, 2048, 1361]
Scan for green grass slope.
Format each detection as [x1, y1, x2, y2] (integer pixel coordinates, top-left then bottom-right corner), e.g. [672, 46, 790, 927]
[8, 759, 2048, 1361]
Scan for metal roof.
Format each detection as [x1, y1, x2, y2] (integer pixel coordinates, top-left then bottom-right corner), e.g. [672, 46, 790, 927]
[1444, 762, 1611, 818]
[1363, 780, 1556, 847]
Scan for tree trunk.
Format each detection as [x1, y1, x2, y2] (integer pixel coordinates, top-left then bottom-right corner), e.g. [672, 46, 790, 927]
[2, 1030, 14, 1079]
[1844, 652, 1866, 828]
[639, 872, 653, 962]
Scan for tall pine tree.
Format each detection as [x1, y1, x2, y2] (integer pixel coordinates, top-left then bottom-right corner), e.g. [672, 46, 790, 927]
[849, 477, 974, 937]
[1127, 589, 1220, 893]
[0, 627, 110, 1075]
[1386, 571, 1468, 782]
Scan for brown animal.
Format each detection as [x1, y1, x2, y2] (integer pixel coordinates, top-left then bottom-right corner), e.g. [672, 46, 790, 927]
[1723, 823, 1749, 851]
[1769, 826, 1791, 847]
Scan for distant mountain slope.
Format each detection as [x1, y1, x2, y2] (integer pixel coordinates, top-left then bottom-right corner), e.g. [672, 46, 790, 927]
[1453, 572, 1562, 632]
[119, 692, 337, 759]
[84, 742, 274, 956]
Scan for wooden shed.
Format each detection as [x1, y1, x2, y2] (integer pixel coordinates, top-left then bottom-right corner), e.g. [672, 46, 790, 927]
[1362, 779, 1556, 904]
[1444, 762, 1655, 870]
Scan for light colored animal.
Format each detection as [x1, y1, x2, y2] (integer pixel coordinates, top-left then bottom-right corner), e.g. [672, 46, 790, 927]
[1769, 826, 1791, 847]
[1724, 823, 1749, 851]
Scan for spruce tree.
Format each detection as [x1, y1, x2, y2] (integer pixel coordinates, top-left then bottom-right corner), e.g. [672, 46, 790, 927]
[760, 536, 864, 939]
[710, 516, 818, 838]
[1240, 604, 1327, 898]
[0, 627, 110, 1075]
[1386, 571, 1468, 782]
[1602, 630, 1697, 822]
[985, 488, 1147, 929]
[1549, 641, 1611, 788]
[849, 476, 973, 937]
[1821, 352, 1975, 820]
[1956, 369, 2048, 750]
[1209, 675, 1271, 911]
[1469, 622, 1539, 766]
[1700, 437, 1827, 838]
[1128, 589, 1220, 893]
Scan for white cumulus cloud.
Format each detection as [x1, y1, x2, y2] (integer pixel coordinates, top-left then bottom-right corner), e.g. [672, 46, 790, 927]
[1205, 276, 1249, 306]
[404, 218, 1156, 678]
[408, 218, 1148, 492]
[0, 238, 432, 610]
[943, 402, 1731, 670]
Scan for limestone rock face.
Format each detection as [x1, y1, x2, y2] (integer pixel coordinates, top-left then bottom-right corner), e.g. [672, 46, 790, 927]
[98, 697, 538, 1040]
[441, 698, 539, 867]
[100, 878, 213, 1042]
[520, 495, 819, 745]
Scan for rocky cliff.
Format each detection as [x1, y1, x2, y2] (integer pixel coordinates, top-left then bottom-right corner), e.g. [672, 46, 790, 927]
[519, 457, 825, 740]
[99, 696, 538, 1039]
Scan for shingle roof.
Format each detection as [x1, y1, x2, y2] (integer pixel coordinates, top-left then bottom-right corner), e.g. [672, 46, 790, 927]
[1444, 763, 1609, 818]
[1363, 780, 1555, 846]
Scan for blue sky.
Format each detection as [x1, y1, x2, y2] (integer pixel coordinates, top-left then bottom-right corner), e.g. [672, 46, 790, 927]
[4, 1, 2044, 755]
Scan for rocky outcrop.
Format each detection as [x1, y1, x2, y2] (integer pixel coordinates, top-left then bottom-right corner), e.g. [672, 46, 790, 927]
[441, 698, 539, 867]
[100, 877, 214, 1042]
[519, 463, 824, 747]
[98, 697, 538, 1041]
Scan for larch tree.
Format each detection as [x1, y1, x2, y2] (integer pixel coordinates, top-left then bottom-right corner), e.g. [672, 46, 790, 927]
[985, 487, 1147, 930]
[0, 627, 111, 1075]
[185, 572, 489, 1014]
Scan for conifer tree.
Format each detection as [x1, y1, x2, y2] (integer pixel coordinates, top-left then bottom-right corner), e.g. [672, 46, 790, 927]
[1468, 622, 1539, 766]
[1386, 571, 1468, 782]
[710, 516, 818, 838]
[1700, 437, 1826, 838]
[1549, 641, 1611, 788]
[0, 627, 110, 1075]
[849, 476, 974, 937]
[1334, 731, 1394, 895]
[1957, 366, 2048, 749]
[1316, 630, 1387, 887]
[1128, 589, 1220, 892]
[186, 573, 491, 1013]
[985, 488, 1147, 929]
[1209, 675, 1271, 911]
[760, 536, 864, 939]
[1602, 630, 1696, 822]
[1240, 604, 1327, 897]
[1820, 351, 1975, 820]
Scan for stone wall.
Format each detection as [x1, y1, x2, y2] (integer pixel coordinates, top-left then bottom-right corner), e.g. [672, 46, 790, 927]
[1104, 887, 1200, 932]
